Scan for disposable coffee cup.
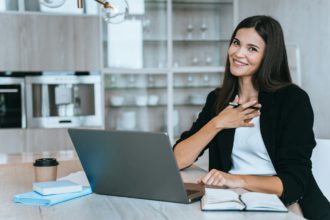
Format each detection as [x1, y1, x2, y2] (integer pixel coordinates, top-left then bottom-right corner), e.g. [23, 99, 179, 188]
[33, 158, 59, 182]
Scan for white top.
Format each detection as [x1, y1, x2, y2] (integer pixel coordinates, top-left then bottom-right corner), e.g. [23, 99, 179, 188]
[229, 116, 277, 176]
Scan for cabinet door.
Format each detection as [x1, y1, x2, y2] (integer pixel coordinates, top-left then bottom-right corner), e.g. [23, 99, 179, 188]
[104, 73, 168, 133]
[0, 13, 101, 71]
[0, 0, 18, 11]
[103, 0, 167, 69]
[172, 0, 233, 67]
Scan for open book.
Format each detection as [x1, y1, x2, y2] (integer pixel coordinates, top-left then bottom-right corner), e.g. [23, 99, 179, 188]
[201, 188, 288, 212]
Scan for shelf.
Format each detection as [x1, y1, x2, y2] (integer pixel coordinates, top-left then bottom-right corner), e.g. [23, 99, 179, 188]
[172, 0, 233, 5]
[174, 103, 205, 107]
[106, 104, 167, 108]
[145, 0, 167, 4]
[143, 39, 167, 42]
[103, 68, 168, 74]
[145, 0, 232, 3]
[143, 39, 230, 42]
[172, 66, 225, 73]
[105, 85, 219, 90]
[174, 85, 218, 89]
[106, 103, 205, 108]
[105, 86, 167, 90]
[2, 10, 99, 17]
[173, 38, 230, 42]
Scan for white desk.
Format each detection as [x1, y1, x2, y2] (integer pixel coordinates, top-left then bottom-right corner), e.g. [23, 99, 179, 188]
[0, 158, 304, 220]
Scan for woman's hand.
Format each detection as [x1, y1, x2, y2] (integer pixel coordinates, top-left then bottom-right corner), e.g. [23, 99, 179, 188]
[198, 169, 245, 189]
[212, 96, 261, 129]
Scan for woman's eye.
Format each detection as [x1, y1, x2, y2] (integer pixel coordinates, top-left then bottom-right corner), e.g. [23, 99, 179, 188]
[248, 47, 258, 52]
[232, 40, 239, 45]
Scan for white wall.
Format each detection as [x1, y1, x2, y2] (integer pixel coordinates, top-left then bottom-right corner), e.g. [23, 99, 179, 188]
[238, 0, 330, 138]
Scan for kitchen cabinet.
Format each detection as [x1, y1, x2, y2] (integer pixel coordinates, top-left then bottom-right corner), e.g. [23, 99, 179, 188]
[104, 0, 238, 142]
[0, 8, 100, 71]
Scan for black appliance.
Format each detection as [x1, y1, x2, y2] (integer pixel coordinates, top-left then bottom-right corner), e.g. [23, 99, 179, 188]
[0, 77, 26, 128]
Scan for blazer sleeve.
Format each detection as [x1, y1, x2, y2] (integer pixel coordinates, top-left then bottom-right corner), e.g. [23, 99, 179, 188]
[173, 89, 217, 155]
[275, 86, 316, 205]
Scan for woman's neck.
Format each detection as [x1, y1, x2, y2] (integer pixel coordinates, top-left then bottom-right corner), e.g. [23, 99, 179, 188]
[238, 77, 258, 103]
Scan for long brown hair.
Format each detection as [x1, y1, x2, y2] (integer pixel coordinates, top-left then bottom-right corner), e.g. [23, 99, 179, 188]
[215, 15, 292, 114]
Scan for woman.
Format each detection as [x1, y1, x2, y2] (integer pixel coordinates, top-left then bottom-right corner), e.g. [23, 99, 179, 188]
[173, 15, 330, 220]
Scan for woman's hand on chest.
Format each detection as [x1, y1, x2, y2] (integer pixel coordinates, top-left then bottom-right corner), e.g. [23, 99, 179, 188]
[212, 99, 261, 130]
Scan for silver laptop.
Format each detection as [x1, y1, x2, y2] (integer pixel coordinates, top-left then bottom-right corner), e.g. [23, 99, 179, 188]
[68, 129, 204, 203]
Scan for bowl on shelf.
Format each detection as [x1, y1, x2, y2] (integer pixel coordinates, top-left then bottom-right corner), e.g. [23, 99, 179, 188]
[148, 95, 159, 106]
[135, 95, 148, 106]
[110, 96, 125, 106]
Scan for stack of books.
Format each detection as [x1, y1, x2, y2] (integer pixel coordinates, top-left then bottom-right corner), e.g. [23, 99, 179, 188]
[14, 180, 92, 206]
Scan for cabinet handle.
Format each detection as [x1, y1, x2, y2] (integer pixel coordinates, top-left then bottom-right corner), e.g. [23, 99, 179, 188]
[59, 120, 72, 124]
[0, 89, 19, 93]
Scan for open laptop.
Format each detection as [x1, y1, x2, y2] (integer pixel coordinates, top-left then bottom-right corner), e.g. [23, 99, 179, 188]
[68, 129, 204, 204]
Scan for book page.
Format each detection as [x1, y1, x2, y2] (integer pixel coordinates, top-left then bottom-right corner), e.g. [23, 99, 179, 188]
[57, 171, 90, 187]
[241, 192, 288, 212]
[201, 188, 245, 211]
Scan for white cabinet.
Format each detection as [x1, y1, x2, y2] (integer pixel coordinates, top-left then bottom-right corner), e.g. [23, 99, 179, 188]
[104, 0, 237, 142]
[105, 73, 167, 132]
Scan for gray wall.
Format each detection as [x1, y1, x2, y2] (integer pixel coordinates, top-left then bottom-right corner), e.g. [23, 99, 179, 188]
[238, 0, 330, 138]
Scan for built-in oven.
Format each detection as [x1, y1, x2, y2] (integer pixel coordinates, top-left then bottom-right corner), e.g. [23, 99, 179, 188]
[0, 77, 26, 128]
[25, 74, 102, 128]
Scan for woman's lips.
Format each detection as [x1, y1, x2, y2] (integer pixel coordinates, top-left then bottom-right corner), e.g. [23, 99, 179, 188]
[233, 59, 248, 66]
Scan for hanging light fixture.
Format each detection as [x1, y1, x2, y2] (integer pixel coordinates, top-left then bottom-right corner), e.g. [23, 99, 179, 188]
[40, 0, 129, 23]
[40, 0, 66, 8]
[78, 0, 129, 24]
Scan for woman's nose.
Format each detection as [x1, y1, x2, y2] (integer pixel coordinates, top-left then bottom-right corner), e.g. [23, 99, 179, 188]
[234, 47, 245, 57]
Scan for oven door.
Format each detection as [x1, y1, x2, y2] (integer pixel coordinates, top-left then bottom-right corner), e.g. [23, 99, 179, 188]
[0, 78, 26, 128]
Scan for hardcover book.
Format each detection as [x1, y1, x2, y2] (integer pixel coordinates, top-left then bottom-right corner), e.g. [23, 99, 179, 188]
[33, 180, 83, 196]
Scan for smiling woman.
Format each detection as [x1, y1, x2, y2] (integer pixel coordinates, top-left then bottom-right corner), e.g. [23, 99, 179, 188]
[173, 15, 330, 220]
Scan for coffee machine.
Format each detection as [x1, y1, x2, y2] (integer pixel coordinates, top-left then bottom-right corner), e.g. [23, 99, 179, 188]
[25, 73, 102, 128]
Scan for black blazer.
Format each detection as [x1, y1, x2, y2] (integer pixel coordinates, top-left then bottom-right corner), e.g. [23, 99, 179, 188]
[174, 84, 330, 220]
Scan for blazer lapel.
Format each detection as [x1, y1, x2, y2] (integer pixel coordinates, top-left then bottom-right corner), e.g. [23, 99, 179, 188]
[259, 91, 276, 163]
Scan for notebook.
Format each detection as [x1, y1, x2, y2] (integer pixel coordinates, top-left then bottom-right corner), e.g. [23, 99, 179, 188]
[201, 188, 287, 212]
[14, 187, 92, 206]
[68, 129, 204, 204]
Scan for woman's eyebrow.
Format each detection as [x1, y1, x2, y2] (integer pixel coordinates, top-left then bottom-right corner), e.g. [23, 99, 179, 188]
[233, 37, 261, 49]
[247, 43, 260, 49]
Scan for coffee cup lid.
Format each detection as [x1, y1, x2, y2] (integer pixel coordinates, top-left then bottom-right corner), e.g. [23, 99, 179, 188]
[33, 158, 59, 167]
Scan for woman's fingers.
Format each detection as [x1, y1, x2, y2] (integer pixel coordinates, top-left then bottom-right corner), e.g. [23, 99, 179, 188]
[239, 100, 258, 110]
[202, 169, 226, 186]
[243, 111, 261, 120]
[241, 121, 255, 127]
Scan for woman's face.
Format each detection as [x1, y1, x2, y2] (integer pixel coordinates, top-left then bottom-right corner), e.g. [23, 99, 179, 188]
[228, 28, 266, 78]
